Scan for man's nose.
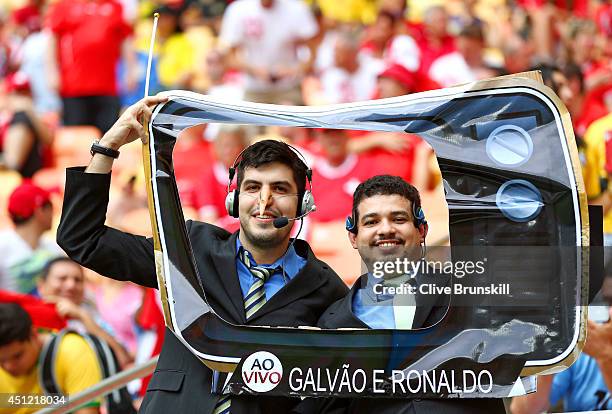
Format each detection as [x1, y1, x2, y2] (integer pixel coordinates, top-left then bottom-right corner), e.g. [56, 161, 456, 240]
[258, 186, 272, 216]
[376, 218, 395, 236]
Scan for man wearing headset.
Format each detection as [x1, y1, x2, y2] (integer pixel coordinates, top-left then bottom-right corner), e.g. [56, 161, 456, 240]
[300, 175, 505, 413]
[56, 95, 348, 414]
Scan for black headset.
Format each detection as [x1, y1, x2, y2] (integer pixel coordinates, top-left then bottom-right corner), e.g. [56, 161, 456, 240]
[345, 203, 427, 234]
[224, 142, 315, 219]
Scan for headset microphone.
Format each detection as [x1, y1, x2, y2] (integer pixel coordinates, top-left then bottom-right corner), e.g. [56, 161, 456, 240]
[273, 206, 317, 228]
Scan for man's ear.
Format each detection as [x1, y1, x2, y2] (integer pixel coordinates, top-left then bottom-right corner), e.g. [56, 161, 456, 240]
[419, 223, 428, 243]
[348, 230, 358, 249]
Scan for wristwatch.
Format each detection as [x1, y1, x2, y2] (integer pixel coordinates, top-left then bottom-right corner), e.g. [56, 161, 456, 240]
[90, 140, 120, 159]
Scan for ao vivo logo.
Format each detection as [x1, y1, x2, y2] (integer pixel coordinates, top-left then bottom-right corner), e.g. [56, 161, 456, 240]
[241, 351, 283, 392]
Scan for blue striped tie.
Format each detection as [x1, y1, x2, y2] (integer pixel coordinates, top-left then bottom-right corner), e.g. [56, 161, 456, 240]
[240, 248, 282, 320]
[212, 249, 282, 413]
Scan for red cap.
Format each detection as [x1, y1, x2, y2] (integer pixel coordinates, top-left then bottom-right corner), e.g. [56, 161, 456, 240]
[378, 64, 442, 94]
[378, 64, 417, 93]
[11, 5, 41, 33]
[8, 182, 51, 220]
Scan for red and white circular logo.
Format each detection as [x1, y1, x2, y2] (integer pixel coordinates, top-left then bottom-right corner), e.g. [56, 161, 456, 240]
[241, 351, 283, 392]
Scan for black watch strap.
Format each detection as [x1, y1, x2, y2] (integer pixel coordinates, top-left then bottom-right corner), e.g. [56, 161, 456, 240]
[90, 141, 120, 159]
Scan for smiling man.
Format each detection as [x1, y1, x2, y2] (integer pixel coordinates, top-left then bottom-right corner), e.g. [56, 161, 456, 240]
[307, 175, 505, 413]
[56, 96, 347, 414]
[319, 175, 446, 332]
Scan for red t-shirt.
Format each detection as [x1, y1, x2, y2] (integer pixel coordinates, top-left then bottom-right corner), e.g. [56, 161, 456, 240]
[408, 23, 456, 74]
[194, 160, 240, 233]
[173, 139, 213, 208]
[311, 154, 373, 222]
[46, 0, 132, 97]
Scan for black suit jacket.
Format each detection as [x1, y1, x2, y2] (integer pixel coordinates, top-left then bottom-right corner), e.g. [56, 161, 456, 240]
[298, 273, 507, 414]
[57, 167, 348, 414]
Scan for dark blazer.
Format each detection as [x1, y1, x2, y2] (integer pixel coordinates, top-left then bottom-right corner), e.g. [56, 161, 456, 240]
[299, 273, 507, 414]
[57, 168, 348, 414]
[318, 271, 450, 331]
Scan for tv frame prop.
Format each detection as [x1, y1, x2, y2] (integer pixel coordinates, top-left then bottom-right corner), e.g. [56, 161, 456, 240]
[143, 72, 588, 398]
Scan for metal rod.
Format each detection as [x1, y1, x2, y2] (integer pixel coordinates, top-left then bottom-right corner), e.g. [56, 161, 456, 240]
[35, 356, 158, 414]
[144, 13, 160, 97]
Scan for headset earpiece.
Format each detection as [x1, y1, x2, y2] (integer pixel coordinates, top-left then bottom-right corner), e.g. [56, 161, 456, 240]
[345, 213, 357, 234]
[225, 190, 240, 218]
[414, 205, 427, 228]
[299, 189, 315, 217]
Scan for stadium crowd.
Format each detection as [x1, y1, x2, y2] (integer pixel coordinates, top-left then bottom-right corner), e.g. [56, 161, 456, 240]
[0, 0, 611, 412]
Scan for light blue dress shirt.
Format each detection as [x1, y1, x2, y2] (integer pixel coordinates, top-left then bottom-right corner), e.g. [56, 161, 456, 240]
[235, 237, 307, 300]
[352, 274, 396, 329]
[352, 273, 415, 329]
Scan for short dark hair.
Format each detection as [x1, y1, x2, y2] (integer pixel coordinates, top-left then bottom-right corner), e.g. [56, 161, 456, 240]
[352, 175, 421, 230]
[531, 63, 563, 94]
[564, 63, 584, 93]
[236, 140, 309, 196]
[0, 303, 33, 347]
[459, 22, 484, 41]
[40, 256, 80, 281]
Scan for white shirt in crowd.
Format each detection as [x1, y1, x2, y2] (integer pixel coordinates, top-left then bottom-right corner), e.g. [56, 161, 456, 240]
[384, 34, 420, 73]
[428, 51, 477, 88]
[319, 53, 379, 104]
[219, 0, 318, 92]
[0, 229, 64, 292]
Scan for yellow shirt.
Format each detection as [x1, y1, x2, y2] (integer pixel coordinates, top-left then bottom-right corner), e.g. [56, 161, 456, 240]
[0, 333, 102, 414]
[582, 113, 612, 233]
[310, 0, 378, 24]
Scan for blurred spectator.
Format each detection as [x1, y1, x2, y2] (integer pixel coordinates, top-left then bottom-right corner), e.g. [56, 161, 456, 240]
[361, 10, 420, 73]
[92, 277, 142, 356]
[155, 5, 197, 90]
[375, 62, 439, 98]
[586, 112, 612, 239]
[11, 2, 61, 115]
[106, 172, 148, 228]
[564, 63, 609, 138]
[37, 257, 133, 367]
[310, 128, 372, 222]
[0, 183, 62, 293]
[562, 19, 612, 92]
[349, 65, 438, 190]
[314, 28, 379, 104]
[0, 72, 53, 178]
[46, 0, 136, 133]
[134, 287, 165, 397]
[173, 127, 213, 209]
[219, 0, 319, 104]
[0, 289, 66, 331]
[511, 281, 612, 412]
[413, 5, 456, 74]
[0, 302, 102, 414]
[195, 124, 249, 231]
[502, 36, 535, 75]
[204, 48, 243, 101]
[429, 22, 496, 87]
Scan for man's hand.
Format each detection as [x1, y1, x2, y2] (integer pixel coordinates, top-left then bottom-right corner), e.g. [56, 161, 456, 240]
[98, 94, 169, 151]
[583, 308, 612, 390]
[54, 298, 86, 320]
[86, 94, 168, 174]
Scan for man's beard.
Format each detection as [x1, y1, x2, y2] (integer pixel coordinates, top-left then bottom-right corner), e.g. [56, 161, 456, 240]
[240, 216, 289, 249]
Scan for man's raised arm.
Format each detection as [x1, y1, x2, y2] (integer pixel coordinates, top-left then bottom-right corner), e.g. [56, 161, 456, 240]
[57, 95, 168, 288]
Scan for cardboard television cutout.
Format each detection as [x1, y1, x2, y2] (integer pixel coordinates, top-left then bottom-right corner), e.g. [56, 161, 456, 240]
[143, 72, 588, 398]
